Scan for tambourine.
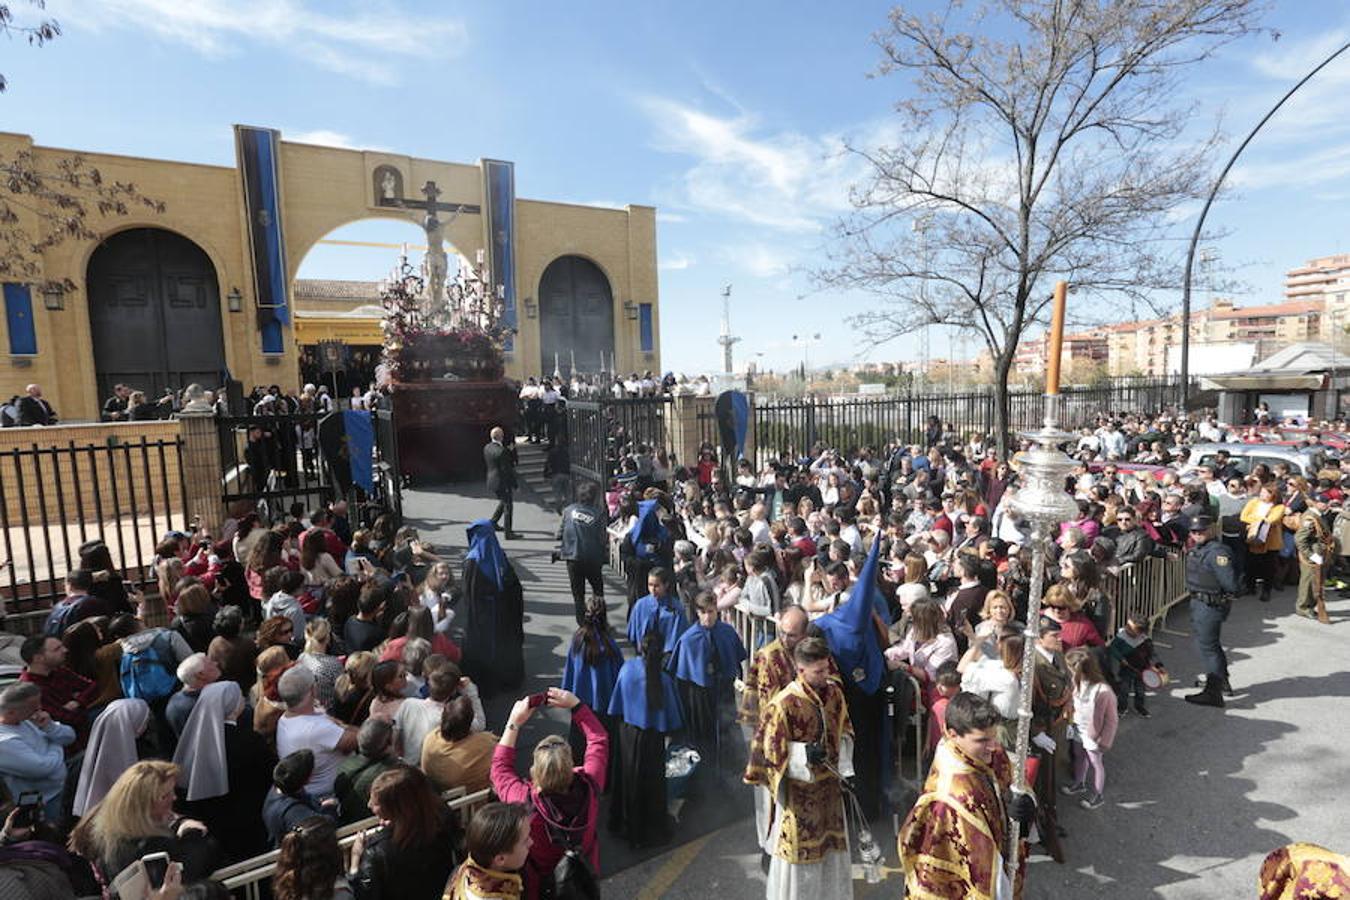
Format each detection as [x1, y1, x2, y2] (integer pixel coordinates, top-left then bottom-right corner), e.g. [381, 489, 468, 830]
[1141, 667, 1170, 690]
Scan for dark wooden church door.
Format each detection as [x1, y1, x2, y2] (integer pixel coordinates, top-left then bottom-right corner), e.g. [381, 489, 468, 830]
[538, 255, 615, 378]
[86, 228, 227, 403]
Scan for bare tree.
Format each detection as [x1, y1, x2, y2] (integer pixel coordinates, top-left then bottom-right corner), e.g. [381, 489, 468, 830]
[1, 1, 165, 292]
[820, 0, 1268, 454]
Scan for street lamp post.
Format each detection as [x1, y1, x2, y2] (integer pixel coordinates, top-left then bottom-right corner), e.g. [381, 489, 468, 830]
[1181, 41, 1350, 408]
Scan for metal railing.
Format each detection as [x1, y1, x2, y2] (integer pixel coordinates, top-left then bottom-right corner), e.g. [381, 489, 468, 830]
[212, 787, 491, 900]
[218, 409, 402, 527]
[565, 396, 672, 495]
[1102, 553, 1190, 636]
[752, 377, 1186, 463]
[0, 434, 188, 612]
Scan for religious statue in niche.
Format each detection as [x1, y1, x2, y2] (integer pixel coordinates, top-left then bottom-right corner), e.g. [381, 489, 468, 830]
[373, 165, 403, 205]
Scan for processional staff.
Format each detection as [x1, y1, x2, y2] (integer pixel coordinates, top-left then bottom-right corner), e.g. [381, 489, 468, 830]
[1007, 280, 1078, 884]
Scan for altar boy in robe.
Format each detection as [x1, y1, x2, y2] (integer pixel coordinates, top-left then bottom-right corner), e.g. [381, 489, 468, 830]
[898, 691, 1035, 900]
[670, 591, 747, 779]
[744, 636, 855, 900]
[607, 629, 683, 849]
[626, 567, 687, 656]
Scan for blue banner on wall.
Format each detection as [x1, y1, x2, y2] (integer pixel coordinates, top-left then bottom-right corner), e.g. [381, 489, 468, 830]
[483, 159, 517, 353]
[3, 284, 37, 356]
[236, 125, 290, 355]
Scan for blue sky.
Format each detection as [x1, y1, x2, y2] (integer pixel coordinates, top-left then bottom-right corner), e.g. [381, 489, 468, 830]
[3, 1, 1349, 374]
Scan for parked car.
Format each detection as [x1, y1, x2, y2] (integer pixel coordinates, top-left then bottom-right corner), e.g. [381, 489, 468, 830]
[1180, 442, 1331, 481]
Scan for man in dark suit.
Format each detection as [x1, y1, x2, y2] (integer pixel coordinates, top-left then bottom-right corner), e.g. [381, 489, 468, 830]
[484, 425, 519, 538]
[17, 384, 57, 426]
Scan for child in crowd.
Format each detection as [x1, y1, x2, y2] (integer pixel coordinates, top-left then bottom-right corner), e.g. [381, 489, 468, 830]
[444, 802, 531, 900]
[926, 664, 962, 756]
[1108, 614, 1164, 717]
[1063, 647, 1118, 811]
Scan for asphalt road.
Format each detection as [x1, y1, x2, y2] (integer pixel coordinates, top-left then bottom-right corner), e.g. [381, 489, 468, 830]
[408, 470, 1350, 899]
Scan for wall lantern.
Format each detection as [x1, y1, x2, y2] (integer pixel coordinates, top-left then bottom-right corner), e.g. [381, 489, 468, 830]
[523, 296, 537, 319]
[41, 284, 64, 311]
[227, 287, 243, 312]
[623, 300, 639, 321]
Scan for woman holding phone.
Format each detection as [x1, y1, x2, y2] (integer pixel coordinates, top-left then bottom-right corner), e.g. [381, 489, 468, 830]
[68, 760, 222, 883]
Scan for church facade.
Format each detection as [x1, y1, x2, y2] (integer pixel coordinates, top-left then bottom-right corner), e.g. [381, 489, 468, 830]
[0, 126, 661, 420]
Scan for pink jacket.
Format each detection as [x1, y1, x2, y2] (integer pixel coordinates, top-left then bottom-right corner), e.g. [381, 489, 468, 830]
[491, 703, 608, 900]
[1082, 684, 1119, 751]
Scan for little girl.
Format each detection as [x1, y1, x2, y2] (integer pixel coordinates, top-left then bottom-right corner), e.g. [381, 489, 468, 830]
[1062, 647, 1118, 810]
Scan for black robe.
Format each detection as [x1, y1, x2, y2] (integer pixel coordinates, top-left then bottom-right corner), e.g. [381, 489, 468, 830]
[459, 559, 525, 695]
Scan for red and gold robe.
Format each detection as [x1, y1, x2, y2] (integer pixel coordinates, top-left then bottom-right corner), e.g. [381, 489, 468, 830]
[743, 676, 853, 864]
[1259, 843, 1350, 900]
[738, 638, 797, 728]
[443, 860, 523, 900]
[898, 738, 1025, 900]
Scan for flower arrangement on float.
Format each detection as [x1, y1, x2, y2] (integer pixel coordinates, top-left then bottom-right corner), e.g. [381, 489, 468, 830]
[377, 249, 513, 383]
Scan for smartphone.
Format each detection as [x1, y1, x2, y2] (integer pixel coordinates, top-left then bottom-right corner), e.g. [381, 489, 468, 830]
[141, 852, 171, 891]
[13, 791, 42, 829]
[527, 692, 548, 709]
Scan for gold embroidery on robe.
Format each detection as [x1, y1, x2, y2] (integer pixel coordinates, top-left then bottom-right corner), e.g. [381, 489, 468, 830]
[738, 638, 796, 727]
[1259, 842, 1350, 900]
[443, 860, 523, 900]
[743, 676, 852, 864]
[898, 738, 1025, 900]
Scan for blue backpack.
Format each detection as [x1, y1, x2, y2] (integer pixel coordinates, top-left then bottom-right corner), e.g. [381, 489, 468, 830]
[119, 631, 179, 700]
[43, 598, 85, 638]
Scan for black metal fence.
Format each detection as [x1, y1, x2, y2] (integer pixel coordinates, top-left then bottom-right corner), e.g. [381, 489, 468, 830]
[753, 377, 1184, 463]
[565, 396, 672, 494]
[218, 410, 402, 527]
[0, 434, 188, 612]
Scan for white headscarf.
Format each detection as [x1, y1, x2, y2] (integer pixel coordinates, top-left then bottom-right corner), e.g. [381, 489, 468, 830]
[173, 681, 244, 801]
[73, 699, 151, 816]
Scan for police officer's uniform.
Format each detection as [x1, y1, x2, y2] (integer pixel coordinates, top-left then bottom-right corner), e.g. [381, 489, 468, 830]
[1185, 515, 1238, 708]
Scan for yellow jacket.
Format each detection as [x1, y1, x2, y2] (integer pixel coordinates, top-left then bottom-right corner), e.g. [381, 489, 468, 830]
[1240, 498, 1286, 553]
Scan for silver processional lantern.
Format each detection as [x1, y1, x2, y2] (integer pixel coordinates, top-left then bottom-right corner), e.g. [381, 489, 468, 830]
[1005, 282, 1079, 875]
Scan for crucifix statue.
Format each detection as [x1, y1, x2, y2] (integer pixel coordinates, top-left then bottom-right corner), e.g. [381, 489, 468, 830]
[421, 182, 449, 310]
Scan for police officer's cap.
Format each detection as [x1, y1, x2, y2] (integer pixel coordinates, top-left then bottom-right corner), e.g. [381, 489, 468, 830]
[1037, 614, 1062, 635]
[1189, 515, 1215, 532]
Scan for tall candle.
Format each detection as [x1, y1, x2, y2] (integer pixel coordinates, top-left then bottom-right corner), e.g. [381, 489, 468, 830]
[1045, 280, 1068, 395]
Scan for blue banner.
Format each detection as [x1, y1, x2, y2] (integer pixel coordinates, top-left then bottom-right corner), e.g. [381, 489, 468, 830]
[236, 125, 290, 354]
[3, 284, 37, 355]
[344, 410, 375, 493]
[483, 159, 517, 352]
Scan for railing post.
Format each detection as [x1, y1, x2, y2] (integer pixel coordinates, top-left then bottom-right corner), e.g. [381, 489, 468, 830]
[179, 408, 226, 536]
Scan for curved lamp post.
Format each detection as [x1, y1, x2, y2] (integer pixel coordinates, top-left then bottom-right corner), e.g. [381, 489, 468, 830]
[1180, 41, 1350, 406]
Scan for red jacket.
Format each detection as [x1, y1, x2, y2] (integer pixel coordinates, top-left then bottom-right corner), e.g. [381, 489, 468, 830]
[491, 704, 608, 900]
[20, 666, 98, 753]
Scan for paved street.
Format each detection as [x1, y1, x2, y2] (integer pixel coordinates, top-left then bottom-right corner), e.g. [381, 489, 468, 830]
[408, 467, 1350, 899]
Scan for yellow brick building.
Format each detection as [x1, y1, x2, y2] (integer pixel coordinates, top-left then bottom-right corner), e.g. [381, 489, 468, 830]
[0, 126, 661, 420]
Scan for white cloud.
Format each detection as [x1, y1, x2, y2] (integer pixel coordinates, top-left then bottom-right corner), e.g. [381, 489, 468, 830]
[659, 252, 695, 271]
[54, 0, 467, 84]
[640, 96, 889, 233]
[656, 210, 688, 224]
[286, 129, 391, 151]
[726, 243, 792, 279]
[1230, 140, 1350, 191]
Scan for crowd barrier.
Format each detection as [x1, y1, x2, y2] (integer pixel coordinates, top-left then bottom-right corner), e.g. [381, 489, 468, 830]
[1101, 553, 1189, 637]
[210, 787, 491, 900]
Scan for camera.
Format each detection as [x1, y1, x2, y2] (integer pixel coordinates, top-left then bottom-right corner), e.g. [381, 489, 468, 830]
[804, 742, 827, 767]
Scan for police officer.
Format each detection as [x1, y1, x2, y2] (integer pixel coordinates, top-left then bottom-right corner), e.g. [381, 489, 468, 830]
[556, 481, 609, 625]
[1185, 515, 1239, 708]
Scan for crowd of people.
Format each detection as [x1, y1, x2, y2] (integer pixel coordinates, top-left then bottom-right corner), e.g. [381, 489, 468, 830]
[3, 397, 1347, 900]
[562, 407, 1348, 897]
[0, 492, 551, 900]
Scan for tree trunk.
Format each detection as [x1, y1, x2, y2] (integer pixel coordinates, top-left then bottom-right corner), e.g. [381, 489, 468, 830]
[994, 350, 1014, 458]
